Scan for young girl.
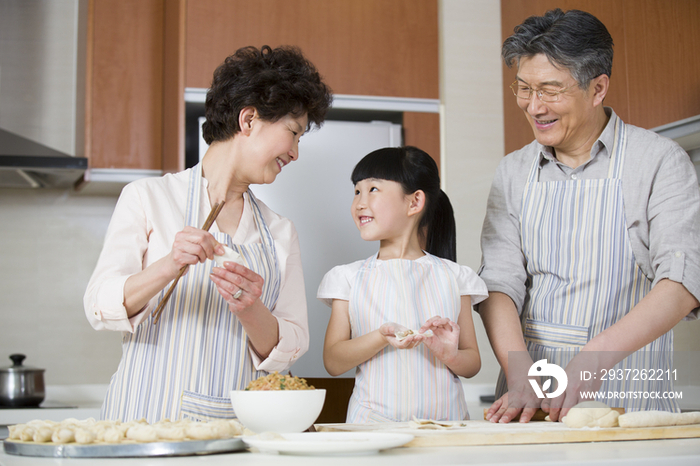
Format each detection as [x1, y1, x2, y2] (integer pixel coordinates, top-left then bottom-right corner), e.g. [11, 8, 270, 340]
[318, 146, 488, 423]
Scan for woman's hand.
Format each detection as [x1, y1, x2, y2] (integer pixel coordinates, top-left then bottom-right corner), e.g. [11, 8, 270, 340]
[419, 315, 459, 363]
[210, 261, 265, 315]
[123, 226, 223, 317]
[168, 226, 223, 276]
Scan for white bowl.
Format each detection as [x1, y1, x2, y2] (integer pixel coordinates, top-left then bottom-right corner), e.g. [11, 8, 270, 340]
[230, 389, 326, 433]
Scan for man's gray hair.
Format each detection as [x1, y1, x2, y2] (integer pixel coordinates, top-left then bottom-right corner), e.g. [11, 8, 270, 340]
[502, 9, 613, 89]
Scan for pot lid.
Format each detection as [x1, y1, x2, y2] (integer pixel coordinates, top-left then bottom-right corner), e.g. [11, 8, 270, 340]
[0, 354, 45, 373]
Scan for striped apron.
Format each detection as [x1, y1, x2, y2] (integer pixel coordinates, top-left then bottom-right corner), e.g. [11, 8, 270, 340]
[101, 164, 281, 422]
[347, 253, 468, 423]
[495, 118, 677, 412]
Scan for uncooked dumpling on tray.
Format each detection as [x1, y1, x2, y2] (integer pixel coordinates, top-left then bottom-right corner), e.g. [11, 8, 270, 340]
[7, 418, 248, 445]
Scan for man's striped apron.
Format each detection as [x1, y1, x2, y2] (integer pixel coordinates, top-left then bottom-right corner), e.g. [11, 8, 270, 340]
[495, 117, 677, 412]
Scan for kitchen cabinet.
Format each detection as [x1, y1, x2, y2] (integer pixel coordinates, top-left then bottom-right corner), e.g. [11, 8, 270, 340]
[500, 0, 700, 155]
[184, 0, 438, 99]
[85, 0, 440, 174]
[85, 0, 164, 171]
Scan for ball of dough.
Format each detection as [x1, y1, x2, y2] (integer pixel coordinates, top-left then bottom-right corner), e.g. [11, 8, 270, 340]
[562, 401, 620, 428]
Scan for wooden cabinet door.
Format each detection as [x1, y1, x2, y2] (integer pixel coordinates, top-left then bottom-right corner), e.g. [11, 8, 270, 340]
[86, 0, 441, 171]
[184, 0, 439, 99]
[623, 0, 700, 131]
[86, 0, 164, 170]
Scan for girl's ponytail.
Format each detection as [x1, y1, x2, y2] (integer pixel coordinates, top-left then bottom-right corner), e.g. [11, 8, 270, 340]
[424, 189, 456, 262]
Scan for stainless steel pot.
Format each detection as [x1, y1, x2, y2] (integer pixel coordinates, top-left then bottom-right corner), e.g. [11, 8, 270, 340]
[0, 354, 45, 407]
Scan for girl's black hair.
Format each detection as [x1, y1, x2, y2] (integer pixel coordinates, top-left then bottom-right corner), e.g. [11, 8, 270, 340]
[351, 146, 456, 262]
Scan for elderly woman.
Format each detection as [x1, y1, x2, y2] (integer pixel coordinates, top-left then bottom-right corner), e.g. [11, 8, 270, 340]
[84, 45, 333, 423]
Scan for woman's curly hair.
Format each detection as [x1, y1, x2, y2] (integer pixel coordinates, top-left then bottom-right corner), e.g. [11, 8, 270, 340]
[202, 45, 333, 145]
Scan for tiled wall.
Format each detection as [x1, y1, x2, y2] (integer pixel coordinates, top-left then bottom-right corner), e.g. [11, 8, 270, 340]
[0, 188, 123, 385]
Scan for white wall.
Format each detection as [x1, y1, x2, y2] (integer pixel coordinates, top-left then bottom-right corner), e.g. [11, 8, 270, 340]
[440, 0, 503, 386]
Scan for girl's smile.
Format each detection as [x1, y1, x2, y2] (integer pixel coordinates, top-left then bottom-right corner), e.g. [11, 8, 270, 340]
[352, 178, 415, 245]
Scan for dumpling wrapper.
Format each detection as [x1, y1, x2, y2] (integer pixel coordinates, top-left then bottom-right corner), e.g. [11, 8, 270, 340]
[214, 245, 245, 267]
[410, 415, 466, 429]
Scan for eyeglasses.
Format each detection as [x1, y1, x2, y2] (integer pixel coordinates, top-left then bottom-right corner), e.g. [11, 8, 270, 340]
[510, 81, 577, 103]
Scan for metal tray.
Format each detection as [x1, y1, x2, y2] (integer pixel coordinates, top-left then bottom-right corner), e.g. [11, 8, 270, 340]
[3, 437, 245, 458]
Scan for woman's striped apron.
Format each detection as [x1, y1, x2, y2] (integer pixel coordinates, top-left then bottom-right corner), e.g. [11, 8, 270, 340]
[347, 253, 468, 423]
[101, 164, 281, 422]
[495, 118, 677, 412]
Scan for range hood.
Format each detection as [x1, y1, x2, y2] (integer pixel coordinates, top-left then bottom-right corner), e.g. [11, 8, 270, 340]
[652, 114, 700, 153]
[0, 128, 88, 189]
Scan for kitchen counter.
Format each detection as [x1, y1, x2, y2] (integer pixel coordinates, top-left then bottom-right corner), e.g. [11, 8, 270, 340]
[3, 383, 699, 464]
[1, 437, 700, 465]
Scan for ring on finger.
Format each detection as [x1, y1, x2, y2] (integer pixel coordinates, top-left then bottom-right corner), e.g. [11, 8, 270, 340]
[232, 289, 243, 299]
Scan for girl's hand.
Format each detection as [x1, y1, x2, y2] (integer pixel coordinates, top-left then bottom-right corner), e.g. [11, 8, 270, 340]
[420, 316, 460, 364]
[379, 322, 424, 349]
[210, 261, 264, 315]
[168, 226, 224, 276]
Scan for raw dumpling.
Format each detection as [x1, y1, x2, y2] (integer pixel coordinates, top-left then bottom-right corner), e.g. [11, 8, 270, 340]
[102, 427, 126, 443]
[126, 424, 158, 442]
[214, 245, 245, 267]
[75, 428, 97, 444]
[208, 419, 244, 438]
[51, 427, 76, 444]
[155, 425, 187, 441]
[185, 423, 218, 440]
[19, 426, 36, 442]
[32, 426, 54, 443]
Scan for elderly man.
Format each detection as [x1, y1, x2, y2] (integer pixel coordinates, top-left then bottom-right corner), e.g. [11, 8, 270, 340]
[478, 9, 700, 423]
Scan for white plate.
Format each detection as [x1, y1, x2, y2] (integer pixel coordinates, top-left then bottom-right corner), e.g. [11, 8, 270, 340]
[242, 432, 414, 455]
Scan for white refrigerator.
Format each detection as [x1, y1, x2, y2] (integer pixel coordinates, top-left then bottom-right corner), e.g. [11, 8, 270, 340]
[200, 119, 402, 376]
